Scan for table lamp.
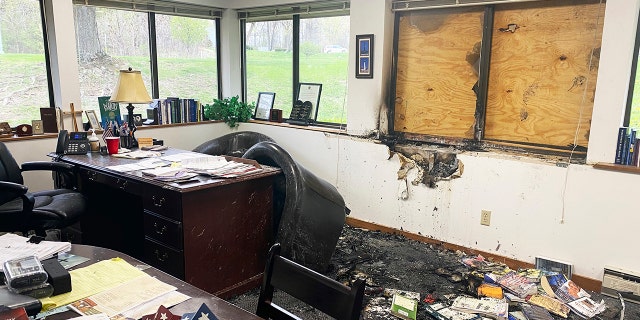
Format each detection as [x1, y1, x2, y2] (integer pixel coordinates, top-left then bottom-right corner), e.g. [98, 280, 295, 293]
[110, 68, 152, 148]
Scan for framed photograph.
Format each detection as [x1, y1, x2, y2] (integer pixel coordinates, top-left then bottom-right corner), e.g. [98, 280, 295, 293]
[85, 110, 102, 130]
[297, 83, 322, 121]
[356, 34, 374, 79]
[254, 92, 276, 120]
[32, 120, 44, 135]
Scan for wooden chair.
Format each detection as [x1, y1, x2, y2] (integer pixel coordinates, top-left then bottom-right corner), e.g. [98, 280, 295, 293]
[256, 243, 366, 320]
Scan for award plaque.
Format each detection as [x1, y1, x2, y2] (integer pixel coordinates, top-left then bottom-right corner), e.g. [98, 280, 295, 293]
[286, 100, 313, 126]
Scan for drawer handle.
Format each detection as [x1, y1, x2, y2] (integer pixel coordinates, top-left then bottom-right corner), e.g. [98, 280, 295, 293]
[154, 249, 168, 262]
[87, 171, 97, 181]
[152, 195, 165, 207]
[153, 223, 167, 235]
[117, 179, 128, 190]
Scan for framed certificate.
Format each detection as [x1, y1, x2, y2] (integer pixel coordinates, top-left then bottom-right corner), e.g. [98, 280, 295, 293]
[254, 92, 276, 120]
[85, 110, 102, 130]
[296, 83, 322, 121]
[32, 120, 44, 135]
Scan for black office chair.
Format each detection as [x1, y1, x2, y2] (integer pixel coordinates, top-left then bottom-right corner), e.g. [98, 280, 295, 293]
[243, 141, 349, 273]
[192, 131, 274, 157]
[256, 243, 366, 320]
[0, 141, 86, 237]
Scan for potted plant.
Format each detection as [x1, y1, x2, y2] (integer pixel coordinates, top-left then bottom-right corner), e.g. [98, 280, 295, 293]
[203, 96, 254, 128]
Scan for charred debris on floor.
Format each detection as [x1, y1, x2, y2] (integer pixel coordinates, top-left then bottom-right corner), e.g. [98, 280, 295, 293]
[326, 226, 629, 320]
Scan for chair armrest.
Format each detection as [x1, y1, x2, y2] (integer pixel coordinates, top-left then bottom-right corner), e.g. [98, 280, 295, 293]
[0, 180, 28, 195]
[0, 181, 34, 212]
[21, 161, 74, 173]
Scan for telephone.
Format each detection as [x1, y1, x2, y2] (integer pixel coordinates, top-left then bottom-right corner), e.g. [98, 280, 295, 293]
[56, 130, 89, 155]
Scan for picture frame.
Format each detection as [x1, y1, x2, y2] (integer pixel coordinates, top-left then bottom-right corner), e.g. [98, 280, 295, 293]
[254, 92, 276, 120]
[296, 83, 322, 121]
[355, 34, 374, 79]
[85, 110, 102, 130]
[32, 120, 44, 135]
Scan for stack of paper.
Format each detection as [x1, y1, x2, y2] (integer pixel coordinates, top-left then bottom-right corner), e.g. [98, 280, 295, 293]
[0, 233, 71, 265]
[450, 296, 508, 319]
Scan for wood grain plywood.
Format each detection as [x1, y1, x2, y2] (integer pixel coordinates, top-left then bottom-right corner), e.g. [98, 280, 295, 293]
[395, 8, 484, 138]
[485, 0, 605, 148]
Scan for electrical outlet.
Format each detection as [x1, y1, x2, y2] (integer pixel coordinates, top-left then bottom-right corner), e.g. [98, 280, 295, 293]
[480, 210, 491, 226]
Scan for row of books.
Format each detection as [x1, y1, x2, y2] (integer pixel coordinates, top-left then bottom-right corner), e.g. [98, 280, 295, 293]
[615, 127, 640, 165]
[148, 98, 207, 125]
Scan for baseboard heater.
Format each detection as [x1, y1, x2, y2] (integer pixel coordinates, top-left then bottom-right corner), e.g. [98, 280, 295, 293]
[602, 266, 640, 304]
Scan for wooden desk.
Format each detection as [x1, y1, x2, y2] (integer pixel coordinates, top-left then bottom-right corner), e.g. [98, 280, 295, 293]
[57, 149, 279, 298]
[44, 245, 261, 320]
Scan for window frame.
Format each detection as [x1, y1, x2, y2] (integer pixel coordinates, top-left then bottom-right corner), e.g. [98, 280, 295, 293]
[624, 9, 640, 128]
[3, 0, 56, 118]
[389, 1, 604, 158]
[239, 2, 350, 128]
[73, 1, 222, 108]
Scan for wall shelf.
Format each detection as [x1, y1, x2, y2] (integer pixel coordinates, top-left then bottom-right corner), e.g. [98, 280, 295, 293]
[593, 162, 640, 174]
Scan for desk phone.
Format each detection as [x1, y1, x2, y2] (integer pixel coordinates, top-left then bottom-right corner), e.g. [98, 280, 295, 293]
[56, 130, 89, 155]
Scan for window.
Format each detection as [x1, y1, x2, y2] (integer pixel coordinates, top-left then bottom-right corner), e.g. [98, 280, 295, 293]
[392, 0, 605, 155]
[240, 2, 350, 126]
[626, 10, 640, 131]
[73, 1, 221, 122]
[245, 20, 294, 116]
[0, 0, 53, 127]
[300, 16, 349, 123]
[74, 6, 151, 115]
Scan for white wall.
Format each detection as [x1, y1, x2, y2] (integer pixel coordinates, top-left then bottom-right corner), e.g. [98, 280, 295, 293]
[11, 0, 639, 281]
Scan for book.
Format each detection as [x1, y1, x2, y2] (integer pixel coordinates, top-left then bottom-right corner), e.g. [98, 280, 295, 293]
[389, 293, 418, 320]
[519, 303, 553, 320]
[496, 271, 537, 299]
[628, 129, 636, 165]
[98, 96, 121, 129]
[39, 107, 59, 133]
[615, 127, 628, 164]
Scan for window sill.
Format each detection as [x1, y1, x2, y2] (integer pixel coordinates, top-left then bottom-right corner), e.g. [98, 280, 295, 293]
[249, 119, 347, 134]
[593, 162, 640, 174]
[0, 133, 59, 142]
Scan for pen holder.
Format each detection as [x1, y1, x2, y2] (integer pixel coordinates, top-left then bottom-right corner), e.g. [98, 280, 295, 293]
[120, 136, 136, 149]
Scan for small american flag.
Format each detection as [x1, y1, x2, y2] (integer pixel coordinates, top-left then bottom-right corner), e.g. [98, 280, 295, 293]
[102, 121, 114, 143]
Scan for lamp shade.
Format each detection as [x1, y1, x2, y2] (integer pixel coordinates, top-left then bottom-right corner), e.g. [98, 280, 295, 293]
[110, 69, 152, 104]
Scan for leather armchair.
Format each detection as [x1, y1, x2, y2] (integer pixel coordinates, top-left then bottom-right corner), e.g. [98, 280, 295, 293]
[243, 141, 349, 272]
[192, 131, 274, 157]
[0, 142, 86, 236]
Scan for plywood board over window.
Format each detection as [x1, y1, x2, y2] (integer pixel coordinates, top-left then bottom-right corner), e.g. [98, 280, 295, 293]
[395, 7, 484, 139]
[485, 0, 605, 149]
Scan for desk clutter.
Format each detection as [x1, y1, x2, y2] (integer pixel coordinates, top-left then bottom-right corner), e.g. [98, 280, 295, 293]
[107, 151, 263, 182]
[0, 240, 221, 320]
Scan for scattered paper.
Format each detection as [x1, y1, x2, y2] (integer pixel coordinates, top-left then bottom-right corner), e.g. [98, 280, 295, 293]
[0, 233, 71, 265]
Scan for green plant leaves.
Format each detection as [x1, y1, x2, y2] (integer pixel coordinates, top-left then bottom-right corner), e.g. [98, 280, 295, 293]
[203, 95, 255, 128]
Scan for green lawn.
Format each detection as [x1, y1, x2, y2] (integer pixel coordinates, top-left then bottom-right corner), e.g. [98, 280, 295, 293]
[0, 51, 349, 127]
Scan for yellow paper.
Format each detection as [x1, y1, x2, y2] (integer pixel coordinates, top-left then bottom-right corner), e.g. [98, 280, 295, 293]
[137, 137, 153, 148]
[39, 257, 146, 311]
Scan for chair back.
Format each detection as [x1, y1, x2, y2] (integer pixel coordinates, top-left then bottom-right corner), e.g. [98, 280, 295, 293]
[256, 243, 365, 320]
[0, 142, 23, 185]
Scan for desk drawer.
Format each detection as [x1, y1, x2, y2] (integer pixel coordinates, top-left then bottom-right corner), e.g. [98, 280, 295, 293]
[143, 187, 181, 221]
[144, 238, 184, 279]
[143, 210, 182, 249]
[80, 168, 142, 195]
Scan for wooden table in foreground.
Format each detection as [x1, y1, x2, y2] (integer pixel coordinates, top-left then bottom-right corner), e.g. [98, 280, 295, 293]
[56, 148, 280, 298]
[42, 245, 261, 320]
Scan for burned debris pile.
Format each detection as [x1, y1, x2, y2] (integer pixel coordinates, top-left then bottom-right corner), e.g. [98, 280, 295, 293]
[227, 226, 635, 319]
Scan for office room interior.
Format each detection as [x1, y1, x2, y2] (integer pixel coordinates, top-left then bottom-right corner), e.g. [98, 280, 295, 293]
[2, 0, 638, 292]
